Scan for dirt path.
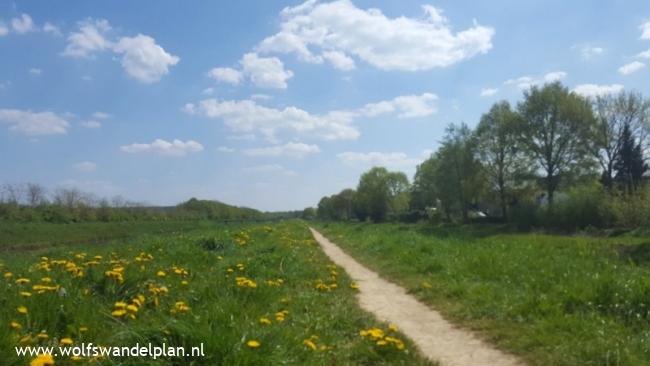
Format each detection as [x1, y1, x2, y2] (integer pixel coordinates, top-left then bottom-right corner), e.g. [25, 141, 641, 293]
[309, 228, 524, 366]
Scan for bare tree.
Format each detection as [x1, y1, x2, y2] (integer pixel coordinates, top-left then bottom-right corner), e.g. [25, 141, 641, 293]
[2, 183, 25, 204]
[53, 188, 86, 209]
[593, 91, 650, 189]
[25, 183, 47, 206]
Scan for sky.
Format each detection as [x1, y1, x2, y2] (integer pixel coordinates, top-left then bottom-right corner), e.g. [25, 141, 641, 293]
[1, 1, 650, 211]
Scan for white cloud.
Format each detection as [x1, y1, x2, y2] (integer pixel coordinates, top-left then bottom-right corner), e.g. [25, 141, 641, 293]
[73, 161, 97, 172]
[337, 151, 421, 170]
[638, 49, 650, 59]
[11, 14, 34, 34]
[62, 19, 178, 82]
[113, 34, 180, 83]
[120, 139, 204, 157]
[29, 68, 42, 75]
[217, 146, 235, 153]
[208, 53, 293, 89]
[640, 21, 650, 40]
[186, 98, 359, 141]
[505, 71, 567, 89]
[242, 164, 297, 176]
[322, 50, 356, 71]
[243, 142, 320, 158]
[359, 93, 438, 118]
[186, 92, 437, 141]
[0, 22, 8, 36]
[202, 87, 215, 95]
[241, 53, 293, 89]
[544, 71, 567, 83]
[0, 109, 70, 136]
[80, 120, 102, 129]
[92, 111, 110, 119]
[251, 94, 272, 100]
[573, 84, 624, 98]
[257, 1, 494, 71]
[62, 18, 112, 58]
[43, 22, 62, 36]
[576, 45, 604, 60]
[227, 134, 256, 141]
[618, 61, 645, 75]
[480, 87, 498, 97]
[208, 67, 243, 85]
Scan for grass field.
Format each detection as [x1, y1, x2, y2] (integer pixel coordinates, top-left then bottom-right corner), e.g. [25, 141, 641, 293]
[316, 222, 650, 366]
[0, 221, 433, 365]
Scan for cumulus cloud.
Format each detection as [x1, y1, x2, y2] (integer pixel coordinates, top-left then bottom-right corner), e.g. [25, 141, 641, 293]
[113, 34, 180, 83]
[62, 18, 113, 58]
[120, 139, 204, 157]
[11, 14, 34, 34]
[242, 164, 297, 176]
[576, 45, 604, 60]
[618, 61, 645, 75]
[505, 71, 567, 89]
[184, 99, 359, 141]
[73, 161, 97, 172]
[638, 49, 650, 59]
[208, 67, 243, 85]
[322, 50, 356, 71]
[0, 22, 8, 37]
[480, 88, 498, 97]
[641, 21, 650, 40]
[337, 151, 421, 171]
[359, 93, 438, 118]
[185, 92, 436, 142]
[243, 142, 320, 158]
[572, 84, 624, 98]
[209, 53, 293, 89]
[0, 109, 70, 136]
[92, 112, 110, 119]
[257, 1, 494, 71]
[62, 19, 178, 82]
[43, 22, 62, 36]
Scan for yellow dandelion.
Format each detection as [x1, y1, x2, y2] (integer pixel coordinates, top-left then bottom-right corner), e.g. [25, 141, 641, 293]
[29, 353, 54, 366]
[16, 278, 31, 285]
[60, 337, 73, 345]
[259, 317, 272, 325]
[246, 340, 261, 348]
[10, 321, 22, 330]
[17, 306, 28, 315]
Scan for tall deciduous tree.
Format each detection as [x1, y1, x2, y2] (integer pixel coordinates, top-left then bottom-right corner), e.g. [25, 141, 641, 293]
[435, 123, 483, 221]
[613, 122, 649, 193]
[593, 91, 650, 190]
[517, 82, 596, 206]
[475, 101, 529, 219]
[354, 167, 409, 222]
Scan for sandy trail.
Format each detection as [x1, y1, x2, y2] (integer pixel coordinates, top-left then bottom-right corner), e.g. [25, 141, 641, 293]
[309, 228, 524, 366]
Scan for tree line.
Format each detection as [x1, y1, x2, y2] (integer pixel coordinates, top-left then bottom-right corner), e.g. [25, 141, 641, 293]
[316, 82, 650, 231]
[0, 184, 262, 223]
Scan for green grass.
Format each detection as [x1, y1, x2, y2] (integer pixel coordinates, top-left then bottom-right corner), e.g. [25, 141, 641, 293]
[0, 221, 213, 252]
[316, 222, 650, 366]
[0, 221, 433, 365]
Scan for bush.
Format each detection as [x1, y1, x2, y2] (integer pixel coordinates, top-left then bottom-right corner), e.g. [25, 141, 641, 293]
[609, 185, 650, 229]
[542, 183, 614, 231]
[510, 201, 540, 230]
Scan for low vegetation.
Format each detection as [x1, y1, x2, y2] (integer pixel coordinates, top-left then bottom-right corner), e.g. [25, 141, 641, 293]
[317, 222, 650, 366]
[0, 221, 432, 366]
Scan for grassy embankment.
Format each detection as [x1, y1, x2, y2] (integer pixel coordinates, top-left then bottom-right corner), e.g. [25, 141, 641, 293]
[317, 222, 650, 366]
[0, 221, 433, 365]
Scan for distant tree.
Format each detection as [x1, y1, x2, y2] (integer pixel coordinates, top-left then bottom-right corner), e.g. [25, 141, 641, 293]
[330, 189, 356, 220]
[2, 183, 24, 204]
[26, 183, 47, 207]
[475, 101, 529, 219]
[301, 207, 317, 220]
[517, 82, 596, 206]
[317, 196, 335, 220]
[437, 124, 484, 221]
[354, 167, 409, 222]
[613, 122, 649, 193]
[410, 154, 440, 212]
[593, 91, 650, 190]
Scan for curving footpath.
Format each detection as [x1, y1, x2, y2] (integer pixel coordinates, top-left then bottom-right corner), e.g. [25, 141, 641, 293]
[309, 228, 524, 366]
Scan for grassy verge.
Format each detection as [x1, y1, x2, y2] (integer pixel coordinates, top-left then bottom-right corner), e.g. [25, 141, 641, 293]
[0, 221, 433, 365]
[0, 221, 213, 252]
[316, 222, 650, 366]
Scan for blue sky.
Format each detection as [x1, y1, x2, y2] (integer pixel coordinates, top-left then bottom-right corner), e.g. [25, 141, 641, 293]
[1, 1, 650, 211]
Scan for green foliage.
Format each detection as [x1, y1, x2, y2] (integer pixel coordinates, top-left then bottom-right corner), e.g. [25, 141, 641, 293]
[176, 198, 262, 220]
[354, 167, 409, 222]
[541, 182, 614, 231]
[608, 185, 650, 228]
